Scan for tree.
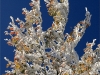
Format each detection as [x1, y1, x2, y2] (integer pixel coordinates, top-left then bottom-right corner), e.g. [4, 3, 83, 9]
[3, 0, 100, 75]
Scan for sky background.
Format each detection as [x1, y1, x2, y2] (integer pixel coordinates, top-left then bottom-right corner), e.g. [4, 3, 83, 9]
[1, 0, 99, 74]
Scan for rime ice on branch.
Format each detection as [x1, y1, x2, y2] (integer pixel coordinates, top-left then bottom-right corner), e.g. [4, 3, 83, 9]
[3, 0, 100, 75]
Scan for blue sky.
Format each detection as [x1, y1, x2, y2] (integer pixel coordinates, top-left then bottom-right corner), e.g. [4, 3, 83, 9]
[1, 0, 99, 74]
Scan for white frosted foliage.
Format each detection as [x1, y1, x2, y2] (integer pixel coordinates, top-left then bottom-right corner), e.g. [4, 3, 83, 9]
[3, 0, 100, 75]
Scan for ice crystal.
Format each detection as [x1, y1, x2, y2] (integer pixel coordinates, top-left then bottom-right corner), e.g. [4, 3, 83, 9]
[3, 0, 100, 75]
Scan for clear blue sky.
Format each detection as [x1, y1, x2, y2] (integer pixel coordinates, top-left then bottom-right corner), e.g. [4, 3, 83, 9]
[1, 0, 99, 74]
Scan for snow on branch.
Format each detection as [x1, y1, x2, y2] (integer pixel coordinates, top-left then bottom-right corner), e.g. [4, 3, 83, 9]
[3, 0, 100, 75]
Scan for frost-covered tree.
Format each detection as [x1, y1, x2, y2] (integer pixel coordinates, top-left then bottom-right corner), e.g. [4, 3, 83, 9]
[3, 0, 100, 75]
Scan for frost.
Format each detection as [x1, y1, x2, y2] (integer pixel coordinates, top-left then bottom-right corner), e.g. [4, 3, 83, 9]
[3, 0, 100, 75]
